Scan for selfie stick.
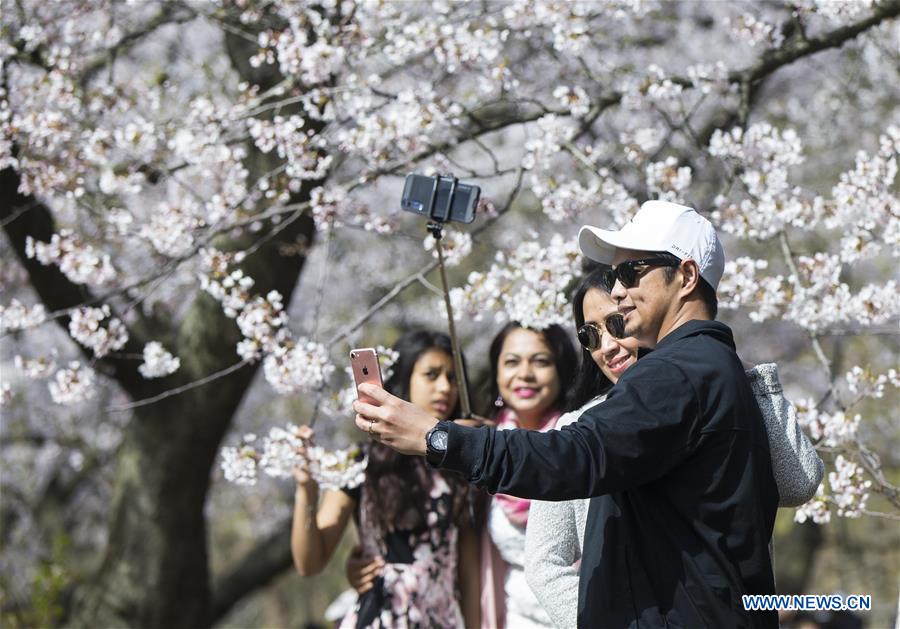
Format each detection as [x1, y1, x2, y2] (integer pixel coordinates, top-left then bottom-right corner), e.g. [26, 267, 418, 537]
[425, 174, 472, 419]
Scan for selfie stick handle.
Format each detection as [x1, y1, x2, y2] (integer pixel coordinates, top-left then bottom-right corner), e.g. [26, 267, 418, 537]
[425, 174, 472, 418]
[432, 233, 472, 419]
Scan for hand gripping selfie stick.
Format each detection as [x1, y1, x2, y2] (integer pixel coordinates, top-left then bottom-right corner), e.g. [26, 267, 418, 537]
[423, 174, 472, 419]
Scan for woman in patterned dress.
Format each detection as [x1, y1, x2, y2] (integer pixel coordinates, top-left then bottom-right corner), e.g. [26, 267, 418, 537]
[291, 330, 479, 628]
[347, 323, 578, 629]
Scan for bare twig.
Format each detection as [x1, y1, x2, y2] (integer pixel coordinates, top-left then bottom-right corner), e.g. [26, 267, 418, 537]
[106, 359, 250, 412]
[778, 231, 833, 381]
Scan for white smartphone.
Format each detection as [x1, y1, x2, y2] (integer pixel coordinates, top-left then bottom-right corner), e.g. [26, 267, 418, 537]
[350, 348, 384, 404]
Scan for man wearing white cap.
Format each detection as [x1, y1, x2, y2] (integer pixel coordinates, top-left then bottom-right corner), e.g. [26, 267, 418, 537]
[354, 200, 779, 628]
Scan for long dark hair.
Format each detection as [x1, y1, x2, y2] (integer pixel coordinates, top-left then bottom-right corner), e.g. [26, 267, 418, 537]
[483, 322, 578, 419]
[566, 266, 616, 411]
[364, 330, 470, 532]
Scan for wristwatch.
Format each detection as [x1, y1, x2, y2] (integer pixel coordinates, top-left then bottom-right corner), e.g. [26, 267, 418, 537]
[425, 421, 451, 466]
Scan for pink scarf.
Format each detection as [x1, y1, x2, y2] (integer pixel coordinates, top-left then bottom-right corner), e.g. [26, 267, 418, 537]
[492, 406, 561, 528]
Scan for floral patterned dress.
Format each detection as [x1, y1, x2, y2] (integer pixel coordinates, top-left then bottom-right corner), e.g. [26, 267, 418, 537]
[339, 470, 465, 628]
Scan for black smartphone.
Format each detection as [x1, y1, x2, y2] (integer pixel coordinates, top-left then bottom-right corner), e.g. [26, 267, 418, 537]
[400, 173, 480, 224]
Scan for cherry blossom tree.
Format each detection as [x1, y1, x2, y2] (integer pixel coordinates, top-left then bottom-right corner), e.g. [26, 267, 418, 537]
[1, 0, 898, 626]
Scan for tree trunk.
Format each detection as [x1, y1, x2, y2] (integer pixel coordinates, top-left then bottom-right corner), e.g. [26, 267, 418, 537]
[3, 153, 316, 629]
[63, 16, 320, 626]
[62, 204, 316, 627]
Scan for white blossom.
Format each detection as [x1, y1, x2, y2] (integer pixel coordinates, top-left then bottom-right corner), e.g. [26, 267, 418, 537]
[645, 157, 692, 203]
[258, 425, 304, 479]
[717, 258, 781, 314]
[715, 257, 789, 324]
[844, 365, 891, 400]
[824, 127, 899, 264]
[644, 65, 684, 104]
[235, 291, 289, 361]
[263, 340, 335, 395]
[138, 342, 181, 379]
[686, 62, 730, 95]
[423, 229, 472, 267]
[309, 185, 393, 234]
[14, 353, 57, 379]
[619, 126, 664, 163]
[0, 382, 12, 406]
[0, 299, 47, 333]
[710, 124, 822, 239]
[220, 439, 259, 486]
[200, 268, 255, 319]
[306, 444, 367, 491]
[522, 114, 576, 171]
[794, 484, 831, 524]
[450, 233, 580, 329]
[248, 115, 333, 185]
[776, 254, 900, 333]
[335, 87, 458, 165]
[828, 455, 871, 518]
[540, 179, 597, 223]
[220, 424, 367, 490]
[140, 198, 202, 258]
[553, 85, 591, 117]
[889, 368, 900, 389]
[68, 305, 128, 358]
[48, 361, 96, 405]
[794, 397, 860, 447]
[797, 0, 875, 23]
[725, 13, 784, 48]
[25, 230, 116, 286]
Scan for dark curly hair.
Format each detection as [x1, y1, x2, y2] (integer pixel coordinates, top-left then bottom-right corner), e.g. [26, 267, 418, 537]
[482, 322, 578, 419]
[364, 330, 471, 532]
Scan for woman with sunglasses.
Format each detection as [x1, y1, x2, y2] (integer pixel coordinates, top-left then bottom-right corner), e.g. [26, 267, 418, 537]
[523, 265, 824, 629]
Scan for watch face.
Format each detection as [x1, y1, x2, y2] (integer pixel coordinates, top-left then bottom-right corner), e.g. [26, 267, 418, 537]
[430, 429, 449, 451]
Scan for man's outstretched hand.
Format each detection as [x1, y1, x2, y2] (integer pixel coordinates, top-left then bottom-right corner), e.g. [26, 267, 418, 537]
[353, 383, 438, 456]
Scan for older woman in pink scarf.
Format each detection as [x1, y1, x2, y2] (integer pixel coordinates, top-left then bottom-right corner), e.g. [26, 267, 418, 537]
[478, 322, 578, 629]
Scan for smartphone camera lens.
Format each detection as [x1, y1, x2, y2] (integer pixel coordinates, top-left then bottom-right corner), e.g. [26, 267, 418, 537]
[351, 352, 357, 359]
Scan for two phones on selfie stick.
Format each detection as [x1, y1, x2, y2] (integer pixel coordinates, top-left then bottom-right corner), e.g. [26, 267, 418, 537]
[350, 173, 481, 418]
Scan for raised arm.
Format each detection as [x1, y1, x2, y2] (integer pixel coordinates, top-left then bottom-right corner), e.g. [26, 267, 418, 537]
[290, 427, 357, 576]
[291, 485, 355, 576]
[355, 358, 701, 501]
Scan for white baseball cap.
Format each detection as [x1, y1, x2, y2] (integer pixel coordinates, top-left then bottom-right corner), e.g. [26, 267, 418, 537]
[578, 200, 725, 289]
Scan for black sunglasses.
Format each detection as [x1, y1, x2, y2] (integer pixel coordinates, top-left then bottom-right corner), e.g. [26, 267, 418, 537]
[602, 256, 681, 289]
[576, 314, 626, 351]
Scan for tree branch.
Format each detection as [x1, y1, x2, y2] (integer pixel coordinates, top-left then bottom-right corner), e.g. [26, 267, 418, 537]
[0, 164, 153, 400]
[79, 2, 197, 87]
[734, 0, 900, 87]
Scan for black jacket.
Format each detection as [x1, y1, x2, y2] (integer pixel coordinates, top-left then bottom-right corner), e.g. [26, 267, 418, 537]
[440, 320, 779, 628]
